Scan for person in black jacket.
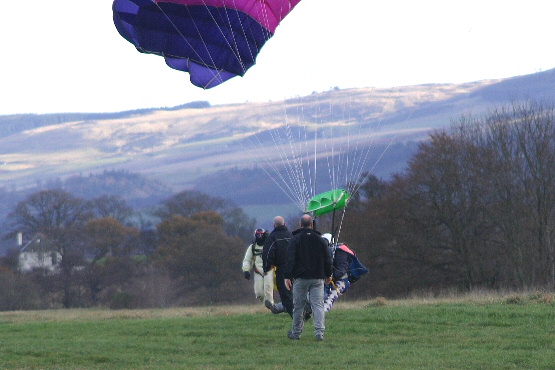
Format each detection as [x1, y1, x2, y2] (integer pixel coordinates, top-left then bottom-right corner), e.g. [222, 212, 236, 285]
[262, 216, 293, 316]
[322, 233, 352, 312]
[284, 214, 332, 341]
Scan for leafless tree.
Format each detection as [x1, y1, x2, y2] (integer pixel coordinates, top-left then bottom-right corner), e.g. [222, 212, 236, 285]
[8, 189, 93, 307]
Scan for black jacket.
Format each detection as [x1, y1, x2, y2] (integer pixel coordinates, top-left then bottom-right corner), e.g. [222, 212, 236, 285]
[332, 247, 351, 281]
[284, 228, 333, 280]
[263, 225, 292, 273]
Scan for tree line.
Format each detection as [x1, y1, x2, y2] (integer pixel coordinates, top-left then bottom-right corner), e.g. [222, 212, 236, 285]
[1, 99, 555, 310]
[344, 100, 555, 298]
[0, 190, 255, 310]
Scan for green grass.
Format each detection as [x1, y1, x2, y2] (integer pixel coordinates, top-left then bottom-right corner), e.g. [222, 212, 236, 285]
[1, 295, 554, 369]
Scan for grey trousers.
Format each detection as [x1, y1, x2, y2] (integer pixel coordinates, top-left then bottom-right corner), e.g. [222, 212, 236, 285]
[291, 278, 325, 338]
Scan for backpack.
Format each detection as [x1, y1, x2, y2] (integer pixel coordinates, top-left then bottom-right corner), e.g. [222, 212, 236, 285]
[333, 244, 369, 283]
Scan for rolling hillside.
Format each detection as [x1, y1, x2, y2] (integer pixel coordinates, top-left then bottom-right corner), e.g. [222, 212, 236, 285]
[1, 69, 555, 218]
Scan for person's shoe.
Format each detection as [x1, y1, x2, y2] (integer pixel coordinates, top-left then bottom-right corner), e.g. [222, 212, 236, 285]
[265, 300, 280, 314]
[275, 302, 286, 314]
[287, 330, 300, 340]
[316, 333, 324, 341]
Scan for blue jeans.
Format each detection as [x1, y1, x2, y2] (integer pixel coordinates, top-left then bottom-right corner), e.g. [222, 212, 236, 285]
[291, 278, 325, 338]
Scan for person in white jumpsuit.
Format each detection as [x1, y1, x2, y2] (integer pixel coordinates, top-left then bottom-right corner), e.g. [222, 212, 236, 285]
[242, 228, 275, 306]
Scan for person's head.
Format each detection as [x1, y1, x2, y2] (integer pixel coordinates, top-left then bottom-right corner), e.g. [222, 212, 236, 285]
[273, 216, 285, 228]
[254, 228, 267, 245]
[300, 214, 313, 228]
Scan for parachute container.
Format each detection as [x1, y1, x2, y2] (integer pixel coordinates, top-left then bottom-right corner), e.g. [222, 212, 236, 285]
[112, 0, 301, 88]
[306, 189, 350, 217]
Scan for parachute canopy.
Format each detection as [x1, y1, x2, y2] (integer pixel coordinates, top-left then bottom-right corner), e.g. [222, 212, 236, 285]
[306, 189, 350, 217]
[112, 0, 301, 89]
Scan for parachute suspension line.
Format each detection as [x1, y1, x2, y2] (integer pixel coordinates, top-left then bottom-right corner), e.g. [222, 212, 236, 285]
[152, 0, 253, 77]
[349, 95, 371, 193]
[249, 106, 316, 212]
[256, 0, 280, 42]
[217, 0, 270, 73]
[348, 83, 425, 199]
[339, 99, 357, 193]
[299, 103, 316, 205]
[343, 100, 357, 197]
[194, 0, 279, 75]
[335, 207, 348, 242]
[267, 104, 318, 210]
[323, 99, 354, 197]
[151, 2, 221, 73]
[295, 106, 315, 207]
[328, 103, 337, 192]
[296, 98, 317, 205]
[282, 114, 311, 207]
[342, 104, 373, 198]
[248, 85, 411, 218]
[309, 87, 401, 214]
[197, 0, 249, 73]
[246, 132, 307, 212]
[345, 87, 400, 198]
[288, 100, 322, 209]
[311, 103, 318, 200]
[271, 123, 308, 210]
[351, 96, 418, 198]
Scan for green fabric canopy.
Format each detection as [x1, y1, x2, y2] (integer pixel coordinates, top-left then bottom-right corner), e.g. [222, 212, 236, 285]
[306, 189, 350, 217]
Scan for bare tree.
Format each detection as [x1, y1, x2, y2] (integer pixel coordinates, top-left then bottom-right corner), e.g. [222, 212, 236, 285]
[481, 101, 555, 288]
[155, 190, 255, 241]
[8, 189, 93, 307]
[89, 195, 133, 224]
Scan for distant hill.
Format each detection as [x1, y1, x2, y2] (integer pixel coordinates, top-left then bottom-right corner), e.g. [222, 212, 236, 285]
[0, 101, 211, 139]
[1, 69, 555, 218]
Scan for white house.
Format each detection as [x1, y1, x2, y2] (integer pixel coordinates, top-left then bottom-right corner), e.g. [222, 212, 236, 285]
[17, 233, 62, 273]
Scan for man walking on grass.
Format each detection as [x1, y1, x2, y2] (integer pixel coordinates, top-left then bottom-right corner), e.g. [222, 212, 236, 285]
[284, 214, 332, 341]
[263, 216, 293, 316]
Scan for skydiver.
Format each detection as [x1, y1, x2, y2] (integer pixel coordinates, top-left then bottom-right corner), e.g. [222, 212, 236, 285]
[242, 228, 275, 307]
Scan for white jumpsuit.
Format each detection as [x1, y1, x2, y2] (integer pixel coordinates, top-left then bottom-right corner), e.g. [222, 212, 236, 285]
[242, 242, 275, 304]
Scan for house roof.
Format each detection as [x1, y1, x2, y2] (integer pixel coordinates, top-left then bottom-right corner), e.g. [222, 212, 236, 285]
[19, 234, 56, 253]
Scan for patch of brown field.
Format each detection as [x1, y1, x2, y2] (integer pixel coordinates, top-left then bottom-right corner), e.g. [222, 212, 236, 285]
[0, 304, 272, 323]
[2, 289, 554, 323]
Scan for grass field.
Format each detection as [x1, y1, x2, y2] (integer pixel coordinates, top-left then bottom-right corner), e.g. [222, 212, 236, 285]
[1, 292, 554, 369]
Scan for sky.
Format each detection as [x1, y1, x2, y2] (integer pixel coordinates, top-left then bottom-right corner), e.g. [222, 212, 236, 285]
[1, 0, 554, 115]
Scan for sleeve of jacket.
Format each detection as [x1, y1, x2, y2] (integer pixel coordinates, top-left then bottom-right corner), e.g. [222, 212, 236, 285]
[262, 237, 274, 273]
[242, 244, 254, 272]
[283, 236, 297, 279]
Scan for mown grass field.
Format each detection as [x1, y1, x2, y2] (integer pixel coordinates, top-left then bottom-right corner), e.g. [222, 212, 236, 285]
[1, 292, 554, 369]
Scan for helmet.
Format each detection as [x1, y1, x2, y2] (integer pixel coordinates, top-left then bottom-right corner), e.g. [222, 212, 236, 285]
[322, 233, 332, 245]
[254, 228, 266, 240]
[254, 228, 267, 246]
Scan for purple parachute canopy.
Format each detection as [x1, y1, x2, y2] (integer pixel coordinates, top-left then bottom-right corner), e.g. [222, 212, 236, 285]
[113, 0, 301, 88]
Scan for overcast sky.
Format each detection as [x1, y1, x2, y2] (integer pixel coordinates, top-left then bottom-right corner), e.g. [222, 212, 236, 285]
[1, 0, 554, 115]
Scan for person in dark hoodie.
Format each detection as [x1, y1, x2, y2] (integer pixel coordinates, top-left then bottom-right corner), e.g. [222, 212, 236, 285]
[262, 216, 293, 316]
[284, 214, 332, 341]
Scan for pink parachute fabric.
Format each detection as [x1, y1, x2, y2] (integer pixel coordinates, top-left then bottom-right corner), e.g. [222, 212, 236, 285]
[113, 0, 301, 88]
[337, 243, 355, 256]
